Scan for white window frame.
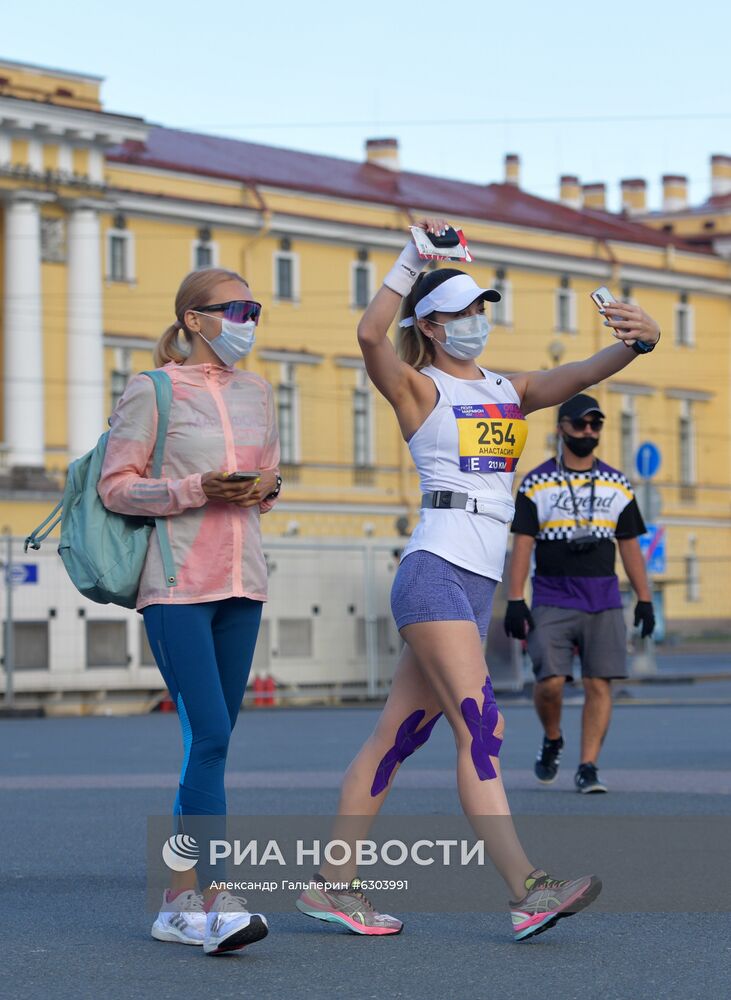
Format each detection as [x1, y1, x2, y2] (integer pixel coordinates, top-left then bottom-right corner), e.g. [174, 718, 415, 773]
[620, 394, 637, 476]
[555, 286, 577, 333]
[353, 368, 375, 467]
[350, 260, 375, 310]
[106, 229, 135, 283]
[491, 276, 513, 326]
[277, 361, 300, 464]
[678, 399, 696, 486]
[191, 239, 219, 270]
[273, 251, 300, 303]
[674, 300, 695, 347]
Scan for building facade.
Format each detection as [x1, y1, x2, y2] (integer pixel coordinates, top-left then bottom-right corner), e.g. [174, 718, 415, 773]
[1, 59, 730, 698]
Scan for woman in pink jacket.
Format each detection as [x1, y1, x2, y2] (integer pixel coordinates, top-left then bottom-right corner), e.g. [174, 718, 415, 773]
[99, 267, 281, 956]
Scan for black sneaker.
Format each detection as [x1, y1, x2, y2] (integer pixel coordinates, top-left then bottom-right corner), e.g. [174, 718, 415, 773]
[534, 734, 564, 784]
[575, 762, 608, 794]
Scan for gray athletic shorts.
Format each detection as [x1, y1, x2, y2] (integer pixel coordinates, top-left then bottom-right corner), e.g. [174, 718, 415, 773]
[527, 605, 628, 682]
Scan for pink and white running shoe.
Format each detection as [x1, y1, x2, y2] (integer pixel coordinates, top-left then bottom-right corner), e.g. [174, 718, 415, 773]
[511, 869, 602, 941]
[296, 877, 403, 936]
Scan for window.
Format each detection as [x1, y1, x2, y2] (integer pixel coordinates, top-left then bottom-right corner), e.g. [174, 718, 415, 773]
[351, 259, 373, 309]
[139, 621, 156, 667]
[86, 620, 128, 668]
[678, 399, 696, 486]
[107, 229, 134, 282]
[555, 277, 577, 333]
[191, 238, 219, 270]
[110, 348, 132, 413]
[274, 251, 299, 301]
[356, 616, 397, 657]
[2, 622, 49, 670]
[674, 293, 694, 346]
[492, 269, 512, 325]
[40, 217, 66, 263]
[620, 396, 637, 475]
[251, 619, 271, 673]
[685, 539, 700, 602]
[353, 368, 373, 469]
[278, 618, 313, 658]
[277, 362, 299, 465]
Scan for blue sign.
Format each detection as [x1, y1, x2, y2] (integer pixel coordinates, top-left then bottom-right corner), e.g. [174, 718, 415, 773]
[635, 442, 661, 480]
[639, 525, 666, 575]
[8, 564, 38, 585]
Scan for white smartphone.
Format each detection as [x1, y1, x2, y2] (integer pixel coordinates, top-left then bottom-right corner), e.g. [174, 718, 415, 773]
[226, 471, 261, 482]
[590, 286, 636, 346]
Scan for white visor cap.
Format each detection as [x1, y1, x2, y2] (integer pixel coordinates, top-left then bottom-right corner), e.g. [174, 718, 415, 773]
[399, 273, 501, 328]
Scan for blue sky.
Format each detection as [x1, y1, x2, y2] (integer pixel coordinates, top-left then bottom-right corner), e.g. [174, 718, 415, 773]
[3, 0, 729, 211]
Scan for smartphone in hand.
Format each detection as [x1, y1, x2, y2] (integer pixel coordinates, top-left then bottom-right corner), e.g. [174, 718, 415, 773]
[226, 471, 261, 482]
[590, 286, 635, 346]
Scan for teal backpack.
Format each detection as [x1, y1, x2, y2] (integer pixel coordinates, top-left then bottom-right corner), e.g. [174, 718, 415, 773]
[25, 370, 177, 609]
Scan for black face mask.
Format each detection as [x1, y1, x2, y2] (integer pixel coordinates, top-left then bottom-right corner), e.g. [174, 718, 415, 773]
[562, 434, 599, 459]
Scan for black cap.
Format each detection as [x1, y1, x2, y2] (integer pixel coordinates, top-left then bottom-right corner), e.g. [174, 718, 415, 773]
[558, 394, 605, 422]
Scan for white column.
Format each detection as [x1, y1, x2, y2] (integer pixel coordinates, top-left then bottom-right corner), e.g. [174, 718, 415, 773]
[67, 205, 105, 458]
[3, 197, 45, 467]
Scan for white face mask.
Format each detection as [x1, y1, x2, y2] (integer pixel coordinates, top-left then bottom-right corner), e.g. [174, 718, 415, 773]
[433, 313, 490, 360]
[196, 317, 256, 365]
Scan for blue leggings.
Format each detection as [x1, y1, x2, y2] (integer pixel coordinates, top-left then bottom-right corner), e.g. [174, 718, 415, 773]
[143, 598, 262, 886]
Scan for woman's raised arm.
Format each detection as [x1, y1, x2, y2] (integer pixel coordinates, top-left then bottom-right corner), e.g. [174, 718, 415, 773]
[510, 301, 661, 415]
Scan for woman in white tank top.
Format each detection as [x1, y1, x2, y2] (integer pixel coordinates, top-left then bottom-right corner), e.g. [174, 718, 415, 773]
[295, 221, 661, 941]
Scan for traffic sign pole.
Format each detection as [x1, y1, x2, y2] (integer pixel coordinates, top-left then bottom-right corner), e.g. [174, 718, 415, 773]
[632, 443, 662, 677]
[3, 532, 14, 707]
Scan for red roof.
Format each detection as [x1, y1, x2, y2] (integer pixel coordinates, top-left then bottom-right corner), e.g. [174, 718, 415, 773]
[108, 127, 692, 249]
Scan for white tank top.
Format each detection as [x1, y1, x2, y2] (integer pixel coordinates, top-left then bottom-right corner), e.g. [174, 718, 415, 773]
[400, 365, 528, 581]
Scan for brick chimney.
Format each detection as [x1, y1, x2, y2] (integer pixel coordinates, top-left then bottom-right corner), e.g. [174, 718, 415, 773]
[582, 182, 606, 211]
[559, 175, 581, 209]
[504, 153, 520, 186]
[662, 174, 688, 211]
[365, 138, 400, 171]
[620, 178, 647, 215]
[711, 155, 731, 197]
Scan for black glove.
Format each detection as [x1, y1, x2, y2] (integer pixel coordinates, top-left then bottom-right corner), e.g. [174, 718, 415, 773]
[633, 601, 655, 638]
[504, 600, 535, 639]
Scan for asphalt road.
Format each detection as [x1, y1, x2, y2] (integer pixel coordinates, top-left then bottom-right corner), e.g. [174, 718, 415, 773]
[2, 701, 730, 1000]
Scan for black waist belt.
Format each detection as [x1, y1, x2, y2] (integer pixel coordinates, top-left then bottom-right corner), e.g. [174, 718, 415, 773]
[421, 490, 473, 510]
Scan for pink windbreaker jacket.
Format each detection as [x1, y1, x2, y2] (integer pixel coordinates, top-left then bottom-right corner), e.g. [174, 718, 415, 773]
[98, 361, 280, 610]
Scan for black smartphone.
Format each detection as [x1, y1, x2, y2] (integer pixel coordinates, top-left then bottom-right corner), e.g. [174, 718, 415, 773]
[424, 226, 461, 249]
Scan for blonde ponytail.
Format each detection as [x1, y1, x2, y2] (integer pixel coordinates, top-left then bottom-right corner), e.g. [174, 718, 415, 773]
[154, 321, 190, 367]
[395, 325, 434, 370]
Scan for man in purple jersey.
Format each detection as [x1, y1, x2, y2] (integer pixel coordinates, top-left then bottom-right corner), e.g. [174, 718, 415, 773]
[504, 394, 655, 794]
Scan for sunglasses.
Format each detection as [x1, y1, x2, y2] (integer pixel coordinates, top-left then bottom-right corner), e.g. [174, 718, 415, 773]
[193, 300, 262, 325]
[563, 417, 604, 432]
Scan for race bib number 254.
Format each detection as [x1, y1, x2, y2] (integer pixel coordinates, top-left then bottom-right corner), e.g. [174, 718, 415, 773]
[453, 402, 528, 473]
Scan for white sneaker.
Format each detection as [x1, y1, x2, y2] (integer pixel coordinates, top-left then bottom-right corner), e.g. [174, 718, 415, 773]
[203, 891, 269, 956]
[151, 889, 206, 945]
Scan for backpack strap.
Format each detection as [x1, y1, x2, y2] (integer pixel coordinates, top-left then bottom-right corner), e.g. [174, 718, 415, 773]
[141, 370, 178, 589]
[24, 500, 63, 552]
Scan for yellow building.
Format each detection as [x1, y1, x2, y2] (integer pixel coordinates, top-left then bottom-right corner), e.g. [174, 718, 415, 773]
[1, 57, 730, 653]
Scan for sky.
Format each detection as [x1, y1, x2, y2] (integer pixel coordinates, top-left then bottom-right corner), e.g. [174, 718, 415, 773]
[2, 0, 730, 212]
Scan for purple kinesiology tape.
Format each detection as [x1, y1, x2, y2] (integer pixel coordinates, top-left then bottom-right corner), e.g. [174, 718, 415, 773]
[370, 709, 443, 796]
[460, 676, 503, 780]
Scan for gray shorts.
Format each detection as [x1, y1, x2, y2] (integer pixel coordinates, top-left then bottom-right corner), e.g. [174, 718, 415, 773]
[527, 605, 628, 682]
